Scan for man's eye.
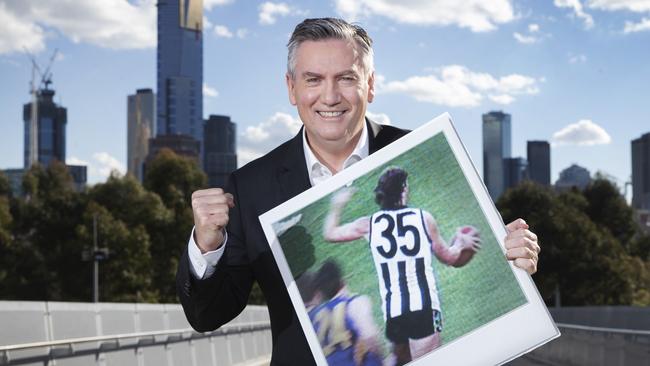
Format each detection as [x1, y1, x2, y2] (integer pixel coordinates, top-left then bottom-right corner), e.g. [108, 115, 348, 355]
[306, 78, 319, 83]
[342, 77, 356, 81]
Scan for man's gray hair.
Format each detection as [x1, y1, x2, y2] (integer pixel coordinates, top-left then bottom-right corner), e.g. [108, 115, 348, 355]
[287, 18, 374, 79]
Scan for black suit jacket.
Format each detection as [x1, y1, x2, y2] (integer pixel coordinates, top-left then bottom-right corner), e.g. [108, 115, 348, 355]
[176, 119, 409, 365]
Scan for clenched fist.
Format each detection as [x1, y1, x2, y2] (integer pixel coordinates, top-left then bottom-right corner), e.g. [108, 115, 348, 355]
[191, 188, 235, 253]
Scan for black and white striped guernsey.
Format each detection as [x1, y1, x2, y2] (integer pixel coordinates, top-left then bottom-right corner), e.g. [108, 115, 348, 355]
[368, 207, 441, 320]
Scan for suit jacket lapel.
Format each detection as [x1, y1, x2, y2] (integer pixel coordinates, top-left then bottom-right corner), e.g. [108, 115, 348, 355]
[277, 128, 312, 202]
[367, 118, 384, 154]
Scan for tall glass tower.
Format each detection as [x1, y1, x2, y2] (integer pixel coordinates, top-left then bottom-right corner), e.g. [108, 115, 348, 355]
[23, 88, 66, 168]
[527, 140, 551, 186]
[128, 89, 156, 181]
[157, 0, 203, 157]
[632, 132, 650, 210]
[482, 111, 511, 200]
[204, 115, 237, 187]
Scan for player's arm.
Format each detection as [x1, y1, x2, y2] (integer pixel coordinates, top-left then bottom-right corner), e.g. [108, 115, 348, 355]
[323, 188, 370, 242]
[424, 211, 479, 266]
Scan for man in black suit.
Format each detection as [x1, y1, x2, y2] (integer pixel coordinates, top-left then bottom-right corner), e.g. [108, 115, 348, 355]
[176, 18, 540, 365]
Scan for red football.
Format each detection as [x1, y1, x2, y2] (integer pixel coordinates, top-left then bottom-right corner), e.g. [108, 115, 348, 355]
[450, 226, 480, 267]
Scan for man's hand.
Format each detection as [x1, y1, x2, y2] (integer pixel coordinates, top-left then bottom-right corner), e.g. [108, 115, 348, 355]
[191, 188, 235, 253]
[504, 218, 540, 275]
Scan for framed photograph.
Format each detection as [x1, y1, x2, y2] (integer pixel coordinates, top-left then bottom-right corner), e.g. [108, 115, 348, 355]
[259, 113, 560, 365]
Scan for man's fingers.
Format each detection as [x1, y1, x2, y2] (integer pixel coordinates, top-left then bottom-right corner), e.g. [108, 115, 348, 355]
[513, 258, 537, 275]
[505, 236, 539, 252]
[506, 247, 538, 262]
[192, 188, 225, 199]
[196, 212, 229, 229]
[194, 203, 230, 215]
[224, 193, 235, 208]
[505, 218, 528, 233]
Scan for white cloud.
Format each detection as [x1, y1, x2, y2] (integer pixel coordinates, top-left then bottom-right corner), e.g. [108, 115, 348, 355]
[93, 152, 126, 178]
[514, 23, 544, 44]
[552, 120, 612, 146]
[489, 94, 515, 104]
[259, 2, 305, 25]
[0, 0, 156, 54]
[203, 83, 219, 98]
[554, 0, 595, 28]
[68, 153, 125, 184]
[587, 0, 650, 12]
[0, 2, 46, 54]
[569, 53, 588, 63]
[335, 0, 515, 32]
[214, 25, 233, 38]
[67, 156, 90, 166]
[203, 16, 213, 30]
[238, 112, 302, 166]
[204, 0, 235, 11]
[513, 32, 538, 44]
[236, 28, 249, 39]
[623, 17, 650, 32]
[377, 65, 540, 108]
[366, 111, 392, 125]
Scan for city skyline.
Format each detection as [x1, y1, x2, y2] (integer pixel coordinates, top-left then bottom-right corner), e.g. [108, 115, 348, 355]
[1, 0, 649, 187]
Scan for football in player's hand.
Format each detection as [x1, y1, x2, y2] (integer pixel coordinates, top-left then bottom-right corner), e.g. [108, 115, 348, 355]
[450, 225, 481, 267]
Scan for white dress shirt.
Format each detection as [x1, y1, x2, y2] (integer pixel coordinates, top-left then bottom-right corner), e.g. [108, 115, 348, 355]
[187, 123, 370, 279]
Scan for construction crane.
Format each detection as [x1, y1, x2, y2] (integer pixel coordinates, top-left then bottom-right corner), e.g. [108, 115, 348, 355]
[24, 48, 58, 167]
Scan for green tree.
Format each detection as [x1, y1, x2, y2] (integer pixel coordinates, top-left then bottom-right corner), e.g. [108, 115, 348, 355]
[0, 171, 14, 289]
[74, 202, 158, 302]
[7, 162, 87, 300]
[498, 181, 635, 305]
[143, 149, 207, 301]
[84, 174, 175, 302]
[583, 177, 636, 249]
[0, 170, 11, 197]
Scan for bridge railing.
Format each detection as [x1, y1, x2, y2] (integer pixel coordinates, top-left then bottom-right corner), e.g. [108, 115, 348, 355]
[0, 301, 272, 366]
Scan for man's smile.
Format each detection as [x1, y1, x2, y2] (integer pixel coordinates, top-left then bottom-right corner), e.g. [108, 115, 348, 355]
[317, 110, 346, 118]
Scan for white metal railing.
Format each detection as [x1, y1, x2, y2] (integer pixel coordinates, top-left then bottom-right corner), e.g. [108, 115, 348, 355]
[556, 322, 650, 336]
[0, 320, 271, 365]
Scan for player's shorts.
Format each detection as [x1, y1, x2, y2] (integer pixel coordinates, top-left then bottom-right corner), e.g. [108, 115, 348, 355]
[385, 309, 443, 344]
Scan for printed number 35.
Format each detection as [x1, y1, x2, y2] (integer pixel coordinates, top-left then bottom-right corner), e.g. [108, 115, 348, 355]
[374, 211, 420, 259]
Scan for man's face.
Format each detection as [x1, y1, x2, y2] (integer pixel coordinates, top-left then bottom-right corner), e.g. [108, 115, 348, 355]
[286, 39, 374, 148]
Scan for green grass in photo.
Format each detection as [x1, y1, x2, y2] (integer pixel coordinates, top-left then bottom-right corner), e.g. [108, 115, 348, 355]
[276, 132, 527, 353]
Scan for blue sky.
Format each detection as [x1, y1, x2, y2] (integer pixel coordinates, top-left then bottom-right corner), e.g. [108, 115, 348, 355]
[1, 0, 649, 193]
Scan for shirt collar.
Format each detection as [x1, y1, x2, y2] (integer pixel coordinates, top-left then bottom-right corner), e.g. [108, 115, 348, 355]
[302, 121, 369, 186]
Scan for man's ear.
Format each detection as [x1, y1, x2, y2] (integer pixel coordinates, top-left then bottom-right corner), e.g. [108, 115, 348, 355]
[286, 73, 297, 106]
[367, 71, 375, 103]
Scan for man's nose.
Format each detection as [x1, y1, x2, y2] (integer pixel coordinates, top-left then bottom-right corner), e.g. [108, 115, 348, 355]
[320, 80, 341, 105]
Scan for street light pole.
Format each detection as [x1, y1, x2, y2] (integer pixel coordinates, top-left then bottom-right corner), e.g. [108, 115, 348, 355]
[82, 213, 109, 303]
[93, 213, 98, 303]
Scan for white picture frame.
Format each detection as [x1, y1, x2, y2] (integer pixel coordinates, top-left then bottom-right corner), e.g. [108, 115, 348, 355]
[259, 112, 559, 365]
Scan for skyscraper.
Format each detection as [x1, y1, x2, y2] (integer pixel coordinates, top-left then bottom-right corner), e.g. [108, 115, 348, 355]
[23, 88, 66, 168]
[632, 132, 650, 210]
[504, 157, 528, 192]
[483, 111, 512, 200]
[157, 0, 203, 157]
[555, 164, 591, 191]
[527, 140, 551, 186]
[204, 115, 237, 187]
[128, 89, 156, 181]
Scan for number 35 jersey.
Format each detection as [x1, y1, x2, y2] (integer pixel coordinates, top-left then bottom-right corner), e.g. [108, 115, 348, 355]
[368, 207, 441, 320]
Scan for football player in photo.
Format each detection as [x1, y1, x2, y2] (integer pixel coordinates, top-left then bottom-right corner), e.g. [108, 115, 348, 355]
[309, 260, 383, 366]
[323, 167, 481, 365]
